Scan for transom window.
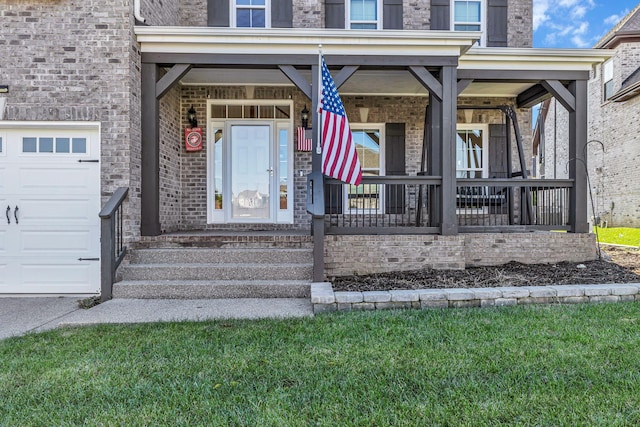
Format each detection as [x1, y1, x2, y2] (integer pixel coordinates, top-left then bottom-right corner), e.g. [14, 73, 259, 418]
[233, 0, 269, 28]
[347, 0, 381, 29]
[603, 59, 614, 101]
[456, 125, 488, 179]
[452, 0, 485, 45]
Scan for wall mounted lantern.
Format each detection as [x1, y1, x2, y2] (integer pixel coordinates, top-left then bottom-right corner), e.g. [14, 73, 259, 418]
[187, 105, 198, 128]
[301, 104, 309, 129]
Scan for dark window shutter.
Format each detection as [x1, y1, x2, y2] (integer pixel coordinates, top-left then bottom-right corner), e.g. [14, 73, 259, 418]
[385, 123, 406, 214]
[272, 0, 293, 28]
[326, 0, 346, 29]
[487, 0, 508, 47]
[430, 0, 450, 30]
[489, 123, 508, 178]
[383, 0, 403, 29]
[208, 0, 230, 27]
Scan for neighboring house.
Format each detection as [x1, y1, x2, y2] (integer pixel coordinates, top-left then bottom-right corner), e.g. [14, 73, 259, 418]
[0, 0, 607, 297]
[536, 4, 640, 228]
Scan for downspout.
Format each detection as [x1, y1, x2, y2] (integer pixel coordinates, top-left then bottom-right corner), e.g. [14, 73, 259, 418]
[134, 0, 146, 23]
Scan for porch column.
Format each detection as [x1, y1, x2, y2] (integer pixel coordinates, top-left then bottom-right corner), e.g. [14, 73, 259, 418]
[568, 80, 588, 233]
[311, 63, 325, 282]
[440, 65, 458, 236]
[141, 63, 161, 236]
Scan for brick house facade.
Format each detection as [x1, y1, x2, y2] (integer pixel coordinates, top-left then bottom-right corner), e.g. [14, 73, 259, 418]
[0, 0, 608, 294]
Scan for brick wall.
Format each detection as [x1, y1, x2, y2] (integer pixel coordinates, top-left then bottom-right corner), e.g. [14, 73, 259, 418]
[0, 0, 140, 238]
[159, 85, 182, 232]
[508, 0, 533, 48]
[324, 232, 597, 277]
[584, 42, 640, 227]
[164, 0, 532, 49]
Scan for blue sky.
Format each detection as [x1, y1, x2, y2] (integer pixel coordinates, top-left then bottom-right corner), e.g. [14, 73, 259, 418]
[533, 0, 639, 48]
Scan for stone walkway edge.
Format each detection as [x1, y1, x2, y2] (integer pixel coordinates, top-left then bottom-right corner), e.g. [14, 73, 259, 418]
[311, 283, 640, 314]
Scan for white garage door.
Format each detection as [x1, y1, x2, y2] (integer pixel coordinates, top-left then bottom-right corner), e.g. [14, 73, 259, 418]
[0, 123, 101, 294]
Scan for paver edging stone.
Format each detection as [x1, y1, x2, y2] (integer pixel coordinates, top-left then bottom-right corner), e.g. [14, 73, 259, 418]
[311, 283, 640, 314]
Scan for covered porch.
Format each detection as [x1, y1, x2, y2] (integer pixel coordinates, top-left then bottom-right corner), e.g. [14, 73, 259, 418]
[135, 27, 608, 280]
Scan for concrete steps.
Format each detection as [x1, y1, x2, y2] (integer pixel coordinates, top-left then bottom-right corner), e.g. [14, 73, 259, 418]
[115, 245, 313, 299]
[113, 280, 311, 299]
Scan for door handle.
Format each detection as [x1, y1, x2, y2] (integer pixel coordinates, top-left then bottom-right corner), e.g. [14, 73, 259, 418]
[13, 206, 18, 225]
[266, 167, 274, 176]
[5, 205, 9, 224]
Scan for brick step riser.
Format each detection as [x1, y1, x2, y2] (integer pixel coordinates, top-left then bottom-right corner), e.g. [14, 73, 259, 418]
[129, 249, 312, 265]
[135, 240, 313, 250]
[120, 265, 313, 281]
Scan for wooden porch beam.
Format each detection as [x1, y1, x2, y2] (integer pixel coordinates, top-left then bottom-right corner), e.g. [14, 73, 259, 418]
[541, 80, 576, 112]
[278, 65, 312, 100]
[440, 65, 458, 236]
[568, 80, 588, 233]
[516, 84, 552, 108]
[409, 66, 443, 100]
[142, 53, 458, 67]
[332, 65, 359, 89]
[457, 79, 473, 96]
[156, 64, 192, 99]
[141, 63, 161, 236]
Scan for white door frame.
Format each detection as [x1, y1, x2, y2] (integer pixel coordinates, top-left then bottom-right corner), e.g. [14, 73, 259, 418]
[206, 100, 294, 224]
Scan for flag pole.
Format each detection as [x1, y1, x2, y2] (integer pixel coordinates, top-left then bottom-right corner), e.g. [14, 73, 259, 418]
[316, 44, 323, 155]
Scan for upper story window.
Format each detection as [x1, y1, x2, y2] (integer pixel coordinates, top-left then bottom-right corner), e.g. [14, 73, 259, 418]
[603, 59, 614, 101]
[452, 0, 485, 45]
[232, 0, 270, 28]
[347, 0, 382, 29]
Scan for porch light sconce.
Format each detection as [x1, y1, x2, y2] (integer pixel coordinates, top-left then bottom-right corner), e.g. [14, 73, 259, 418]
[187, 105, 198, 129]
[301, 104, 309, 129]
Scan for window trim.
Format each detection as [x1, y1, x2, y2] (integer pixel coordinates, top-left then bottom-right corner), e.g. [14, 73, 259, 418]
[346, 0, 383, 30]
[344, 123, 385, 213]
[456, 123, 489, 179]
[451, 0, 486, 47]
[603, 59, 614, 101]
[231, 0, 271, 28]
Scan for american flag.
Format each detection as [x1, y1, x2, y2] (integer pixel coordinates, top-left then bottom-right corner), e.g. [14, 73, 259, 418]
[318, 55, 362, 186]
[296, 127, 312, 152]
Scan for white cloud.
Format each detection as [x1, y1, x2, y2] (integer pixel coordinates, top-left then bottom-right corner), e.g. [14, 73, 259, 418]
[571, 35, 590, 48]
[571, 5, 587, 19]
[573, 21, 589, 35]
[533, 0, 599, 47]
[533, 0, 550, 31]
[604, 9, 629, 26]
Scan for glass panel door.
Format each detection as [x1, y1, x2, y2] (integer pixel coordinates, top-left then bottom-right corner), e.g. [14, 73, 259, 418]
[229, 124, 272, 220]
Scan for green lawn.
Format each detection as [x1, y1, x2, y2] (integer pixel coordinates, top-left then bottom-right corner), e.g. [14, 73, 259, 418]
[595, 226, 640, 246]
[2, 304, 640, 425]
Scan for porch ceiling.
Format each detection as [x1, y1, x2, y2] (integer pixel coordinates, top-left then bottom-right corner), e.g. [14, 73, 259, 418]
[178, 68, 536, 97]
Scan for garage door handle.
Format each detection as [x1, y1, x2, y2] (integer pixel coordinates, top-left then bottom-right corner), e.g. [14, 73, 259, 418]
[13, 206, 18, 225]
[5, 205, 9, 224]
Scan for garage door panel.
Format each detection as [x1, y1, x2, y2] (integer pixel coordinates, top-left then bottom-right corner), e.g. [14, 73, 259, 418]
[18, 165, 98, 195]
[1, 125, 100, 295]
[2, 260, 99, 294]
[19, 228, 99, 255]
[16, 198, 99, 226]
[0, 166, 12, 194]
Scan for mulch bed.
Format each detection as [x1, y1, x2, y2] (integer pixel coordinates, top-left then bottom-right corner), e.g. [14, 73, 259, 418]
[332, 246, 640, 292]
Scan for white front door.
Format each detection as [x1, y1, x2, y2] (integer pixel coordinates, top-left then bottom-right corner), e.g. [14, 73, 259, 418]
[0, 124, 101, 295]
